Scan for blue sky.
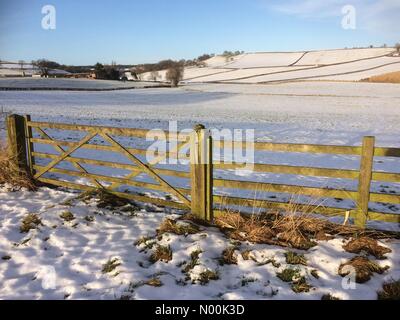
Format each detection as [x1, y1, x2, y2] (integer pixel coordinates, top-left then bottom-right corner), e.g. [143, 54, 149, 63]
[0, 0, 399, 65]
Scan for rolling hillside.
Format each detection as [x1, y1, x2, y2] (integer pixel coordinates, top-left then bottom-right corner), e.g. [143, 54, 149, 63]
[139, 48, 400, 84]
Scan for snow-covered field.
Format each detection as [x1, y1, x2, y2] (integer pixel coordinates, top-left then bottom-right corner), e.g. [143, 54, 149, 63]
[0, 78, 167, 90]
[0, 80, 399, 299]
[139, 48, 400, 84]
[0, 186, 399, 300]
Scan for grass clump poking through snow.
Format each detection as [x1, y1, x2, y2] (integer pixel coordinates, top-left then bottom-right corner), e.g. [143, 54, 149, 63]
[277, 268, 301, 283]
[220, 247, 238, 265]
[198, 270, 219, 285]
[150, 245, 173, 263]
[276, 268, 311, 293]
[182, 249, 202, 273]
[215, 212, 275, 244]
[146, 278, 163, 287]
[338, 256, 389, 283]
[0, 141, 36, 191]
[285, 251, 307, 266]
[157, 218, 200, 236]
[20, 214, 42, 233]
[343, 237, 392, 259]
[102, 258, 121, 274]
[77, 189, 137, 211]
[60, 211, 75, 222]
[377, 279, 400, 300]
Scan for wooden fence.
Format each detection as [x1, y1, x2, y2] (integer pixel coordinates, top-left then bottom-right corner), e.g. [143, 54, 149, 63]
[6, 114, 400, 229]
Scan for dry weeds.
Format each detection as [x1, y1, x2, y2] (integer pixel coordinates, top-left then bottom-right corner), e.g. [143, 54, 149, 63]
[20, 214, 42, 233]
[338, 256, 389, 283]
[157, 218, 200, 236]
[220, 247, 238, 265]
[377, 279, 400, 300]
[0, 141, 36, 190]
[150, 245, 173, 263]
[363, 71, 400, 84]
[343, 237, 392, 259]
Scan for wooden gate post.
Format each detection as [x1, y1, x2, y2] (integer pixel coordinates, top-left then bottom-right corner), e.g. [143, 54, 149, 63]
[7, 114, 28, 173]
[355, 136, 375, 228]
[190, 124, 213, 221]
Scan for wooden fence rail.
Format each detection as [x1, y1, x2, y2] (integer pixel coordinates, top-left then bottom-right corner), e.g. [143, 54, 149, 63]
[6, 114, 400, 229]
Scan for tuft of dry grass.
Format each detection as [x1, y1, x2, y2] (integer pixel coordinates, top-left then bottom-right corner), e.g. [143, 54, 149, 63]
[77, 189, 137, 210]
[20, 214, 42, 233]
[198, 269, 219, 285]
[146, 278, 163, 287]
[182, 249, 202, 273]
[277, 268, 301, 283]
[0, 141, 36, 191]
[135, 236, 156, 250]
[216, 192, 400, 251]
[362, 71, 400, 84]
[150, 245, 173, 264]
[338, 256, 389, 283]
[215, 212, 275, 244]
[311, 269, 320, 279]
[377, 279, 400, 300]
[101, 258, 121, 274]
[285, 251, 307, 266]
[157, 219, 200, 236]
[220, 247, 238, 265]
[343, 237, 392, 260]
[60, 211, 75, 222]
[270, 202, 321, 250]
[241, 250, 251, 261]
[276, 268, 311, 293]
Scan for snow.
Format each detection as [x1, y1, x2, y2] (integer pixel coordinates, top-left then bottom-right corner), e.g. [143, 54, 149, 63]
[139, 49, 399, 84]
[0, 81, 399, 231]
[184, 66, 308, 83]
[0, 186, 399, 300]
[0, 63, 37, 70]
[226, 52, 306, 68]
[0, 78, 400, 299]
[0, 78, 166, 90]
[218, 57, 400, 83]
[295, 48, 395, 66]
[205, 55, 245, 68]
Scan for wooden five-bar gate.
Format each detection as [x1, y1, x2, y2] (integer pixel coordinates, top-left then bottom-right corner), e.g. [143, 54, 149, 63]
[6, 114, 400, 229]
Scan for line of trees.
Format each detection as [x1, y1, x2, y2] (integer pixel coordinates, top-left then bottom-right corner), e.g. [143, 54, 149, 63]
[30, 59, 121, 80]
[32, 59, 94, 75]
[135, 53, 217, 74]
[93, 63, 120, 80]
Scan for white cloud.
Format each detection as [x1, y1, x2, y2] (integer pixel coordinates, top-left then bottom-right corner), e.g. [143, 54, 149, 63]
[266, 0, 400, 34]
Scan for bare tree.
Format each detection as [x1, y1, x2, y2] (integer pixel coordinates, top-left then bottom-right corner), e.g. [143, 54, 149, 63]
[166, 64, 184, 87]
[32, 59, 51, 77]
[396, 43, 400, 53]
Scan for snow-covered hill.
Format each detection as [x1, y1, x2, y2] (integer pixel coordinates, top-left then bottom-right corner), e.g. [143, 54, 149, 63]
[139, 48, 400, 84]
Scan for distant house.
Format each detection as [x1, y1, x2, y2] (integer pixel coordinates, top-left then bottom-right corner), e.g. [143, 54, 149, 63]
[47, 69, 71, 78]
[120, 69, 138, 81]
